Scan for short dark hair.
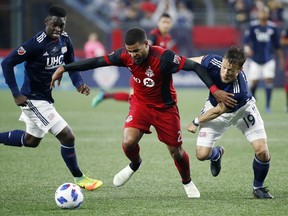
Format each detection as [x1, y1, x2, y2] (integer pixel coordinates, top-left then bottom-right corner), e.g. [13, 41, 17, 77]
[224, 46, 246, 69]
[159, 13, 171, 20]
[48, 5, 67, 17]
[125, 27, 147, 45]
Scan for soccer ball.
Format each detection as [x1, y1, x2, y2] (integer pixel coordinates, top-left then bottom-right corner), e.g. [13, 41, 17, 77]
[55, 183, 84, 209]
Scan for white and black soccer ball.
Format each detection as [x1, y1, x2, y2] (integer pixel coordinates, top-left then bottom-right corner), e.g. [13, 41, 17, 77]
[55, 183, 84, 209]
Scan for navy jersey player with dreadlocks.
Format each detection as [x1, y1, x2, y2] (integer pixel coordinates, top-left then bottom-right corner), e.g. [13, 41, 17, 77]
[0, 5, 103, 190]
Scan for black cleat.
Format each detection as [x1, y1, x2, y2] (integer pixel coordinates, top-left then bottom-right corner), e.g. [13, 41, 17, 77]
[210, 146, 224, 177]
[253, 187, 274, 199]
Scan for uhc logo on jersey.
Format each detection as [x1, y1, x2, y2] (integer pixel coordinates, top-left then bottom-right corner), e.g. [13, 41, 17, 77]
[17, 46, 26, 55]
[173, 55, 181, 64]
[46, 55, 64, 70]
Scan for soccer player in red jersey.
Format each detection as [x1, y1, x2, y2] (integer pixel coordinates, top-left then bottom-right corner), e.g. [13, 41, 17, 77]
[148, 13, 176, 50]
[91, 13, 176, 108]
[51, 27, 236, 198]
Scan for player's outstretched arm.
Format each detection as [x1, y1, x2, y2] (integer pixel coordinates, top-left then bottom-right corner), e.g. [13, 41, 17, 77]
[187, 103, 228, 133]
[51, 56, 109, 88]
[51, 65, 65, 88]
[183, 59, 237, 108]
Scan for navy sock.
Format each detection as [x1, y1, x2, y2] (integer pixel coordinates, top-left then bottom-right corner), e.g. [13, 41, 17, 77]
[61, 144, 82, 177]
[253, 155, 270, 188]
[265, 85, 272, 109]
[0, 130, 25, 147]
[208, 147, 220, 161]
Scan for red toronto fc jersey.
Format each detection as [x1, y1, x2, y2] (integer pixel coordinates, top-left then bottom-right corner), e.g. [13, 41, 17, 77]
[104, 45, 186, 108]
[149, 28, 172, 49]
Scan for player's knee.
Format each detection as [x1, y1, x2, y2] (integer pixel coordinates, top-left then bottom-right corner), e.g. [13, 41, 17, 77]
[196, 153, 208, 161]
[196, 146, 211, 161]
[255, 148, 270, 162]
[122, 137, 138, 150]
[62, 133, 75, 144]
[56, 127, 75, 144]
[24, 136, 41, 148]
[171, 150, 182, 161]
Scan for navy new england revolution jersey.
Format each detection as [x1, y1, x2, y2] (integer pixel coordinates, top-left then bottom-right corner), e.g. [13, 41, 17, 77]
[243, 20, 281, 64]
[1, 31, 83, 103]
[201, 54, 252, 112]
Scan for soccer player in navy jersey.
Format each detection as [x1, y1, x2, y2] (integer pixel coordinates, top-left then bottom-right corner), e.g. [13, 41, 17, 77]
[187, 46, 273, 199]
[243, 6, 284, 113]
[0, 5, 103, 191]
[51, 27, 236, 198]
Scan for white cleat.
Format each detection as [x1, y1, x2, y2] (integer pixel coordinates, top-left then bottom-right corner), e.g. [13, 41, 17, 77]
[183, 181, 200, 198]
[113, 165, 135, 187]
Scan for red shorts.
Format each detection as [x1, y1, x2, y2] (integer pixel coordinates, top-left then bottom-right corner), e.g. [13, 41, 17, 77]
[124, 102, 182, 146]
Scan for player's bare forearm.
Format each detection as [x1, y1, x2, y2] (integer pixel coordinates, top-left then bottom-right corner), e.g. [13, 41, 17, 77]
[187, 103, 228, 133]
[51, 66, 65, 88]
[199, 103, 227, 123]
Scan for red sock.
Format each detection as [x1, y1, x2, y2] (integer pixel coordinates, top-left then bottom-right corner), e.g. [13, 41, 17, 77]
[174, 151, 191, 184]
[105, 92, 129, 102]
[122, 143, 141, 164]
[285, 83, 288, 93]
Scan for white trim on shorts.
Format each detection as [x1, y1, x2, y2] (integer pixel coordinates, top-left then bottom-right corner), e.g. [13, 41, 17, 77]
[19, 100, 68, 138]
[196, 98, 267, 147]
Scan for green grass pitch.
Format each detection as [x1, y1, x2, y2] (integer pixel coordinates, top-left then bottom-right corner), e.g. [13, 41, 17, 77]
[0, 88, 287, 216]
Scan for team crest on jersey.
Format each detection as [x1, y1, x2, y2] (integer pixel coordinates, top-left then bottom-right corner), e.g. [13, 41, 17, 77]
[61, 46, 67, 54]
[126, 115, 133, 123]
[145, 66, 154, 77]
[17, 46, 26, 55]
[173, 55, 181, 64]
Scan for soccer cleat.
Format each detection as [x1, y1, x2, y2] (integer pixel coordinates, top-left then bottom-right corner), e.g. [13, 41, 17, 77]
[113, 165, 135, 187]
[183, 181, 200, 198]
[91, 90, 105, 107]
[74, 175, 103, 191]
[210, 146, 224, 177]
[253, 187, 274, 199]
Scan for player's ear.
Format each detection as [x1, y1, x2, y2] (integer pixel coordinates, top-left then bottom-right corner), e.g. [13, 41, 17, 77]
[144, 40, 149, 47]
[44, 17, 49, 25]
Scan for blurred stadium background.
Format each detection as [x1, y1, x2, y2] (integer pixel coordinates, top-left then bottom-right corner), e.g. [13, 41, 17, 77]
[0, 0, 287, 89]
